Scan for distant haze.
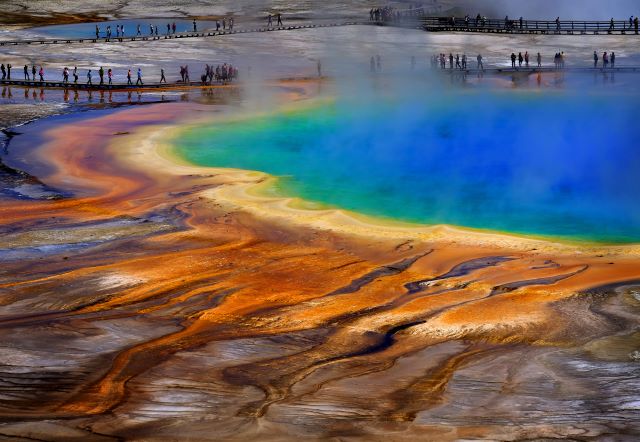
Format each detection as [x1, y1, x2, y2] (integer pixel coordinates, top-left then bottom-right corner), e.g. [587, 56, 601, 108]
[452, 0, 639, 20]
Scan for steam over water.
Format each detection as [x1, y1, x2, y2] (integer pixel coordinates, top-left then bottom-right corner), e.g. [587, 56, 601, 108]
[176, 89, 640, 243]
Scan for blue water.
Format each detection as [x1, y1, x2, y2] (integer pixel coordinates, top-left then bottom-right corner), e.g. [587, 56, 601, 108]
[175, 91, 640, 243]
[32, 19, 220, 39]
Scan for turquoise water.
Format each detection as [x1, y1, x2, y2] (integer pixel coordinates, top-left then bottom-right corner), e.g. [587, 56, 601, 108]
[175, 92, 640, 243]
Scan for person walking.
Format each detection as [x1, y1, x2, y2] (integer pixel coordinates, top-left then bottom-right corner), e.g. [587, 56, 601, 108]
[267, 14, 273, 27]
[172, 22, 176, 34]
[609, 18, 615, 31]
[537, 52, 542, 67]
[462, 54, 467, 69]
[193, 19, 197, 32]
[555, 17, 561, 31]
[160, 68, 166, 83]
[96, 25, 100, 39]
[455, 54, 461, 69]
[593, 50, 599, 68]
[511, 52, 517, 68]
[23, 64, 29, 80]
[63, 67, 69, 84]
[477, 53, 484, 70]
[73, 66, 78, 84]
[524, 51, 529, 67]
[449, 53, 453, 69]
[38, 66, 44, 82]
[107, 68, 113, 85]
[518, 52, 523, 67]
[1, 64, 5, 80]
[87, 69, 93, 85]
[32, 65, 36, 81]
[6, 64, 11, 80]
[635, 16, 639, 34]
[99, 66, 104, 85]
[127, 68, 132, 85]
[167, 23, 171, 35]
[611, 51, 616, 68]
[603, 51, 609, 68]
[136, 68, 143, 85]
[137, 24, 142, 36]
[277, 13, 283, 27]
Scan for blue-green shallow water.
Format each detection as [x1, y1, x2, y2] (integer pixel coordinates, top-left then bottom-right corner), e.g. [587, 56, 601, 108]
[175, 92, 640, 244]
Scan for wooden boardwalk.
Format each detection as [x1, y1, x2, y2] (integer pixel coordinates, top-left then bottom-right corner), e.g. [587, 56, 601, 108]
[1, 67, 638, 92]
[417, 17, 640, 36]
[0, 21, 363, 47]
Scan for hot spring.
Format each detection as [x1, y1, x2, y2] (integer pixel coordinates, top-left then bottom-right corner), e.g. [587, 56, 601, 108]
[174, 90, 640, 243]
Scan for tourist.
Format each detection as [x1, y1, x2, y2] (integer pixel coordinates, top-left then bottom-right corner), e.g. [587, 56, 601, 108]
[96, 25, 100, 39]
[556, 17, 560, 31]
[216, 21, 220, 31]
[172, 22, 176, 34]
[229, 18, 234, 30]
[525, 51, 529, 67]
[23, 65, 29, 80]
[1, 64, 6, 80]
[603, 51, 609, 68]
[167, 23, 171, 34]
[136, 68, 143, 85]
[63, 67, 69, 83]
[149, 23, 154, 35]
[594, 51, 599, 68]
[609, 18, 615, 31]
[87, 69, 93, 85]
[108, 68, 113, 85]
[222, 18, 226, 30]
[6, 64, 10, 80]
[137, 24, 141, 36]
[519, 16, 523, 29]
[185, 65, 190, 82]
[193, 19, 197, 32]
[268, 14, 273, 27]
[32, 65, 36, 80]
[127, 68, 132, 85]
[160, 68, 166, 83]
[38, 66, 44, 82]
[449, 53, 453, 69]
[73, 66, 78, 83]
[511, 53, 516, 68]
[455, 54, 461, 69]
[537, 52, 542, 67]
[635, 17, 639, 34]
[518, 52, 523, 67]
[462, 54, 467, 69]
[277, 13, 283, 27]
[121, 25, 125, 37]
[611, 51, 616, 68]
[99, 66, 104, 85]
[476, 53, 484, 70]
[155, 25, 159, 36]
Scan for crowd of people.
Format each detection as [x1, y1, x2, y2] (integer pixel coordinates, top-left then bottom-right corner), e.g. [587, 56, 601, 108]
[0, 64, 239, 86]
[199, 63, 239, 84]
[431, 53, 484, 70]
[369, 5, 424, 23]
[92, 18, 240, 39]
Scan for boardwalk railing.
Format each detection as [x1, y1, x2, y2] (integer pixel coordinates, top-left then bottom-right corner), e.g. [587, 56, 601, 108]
[418, 17, 640, 35]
